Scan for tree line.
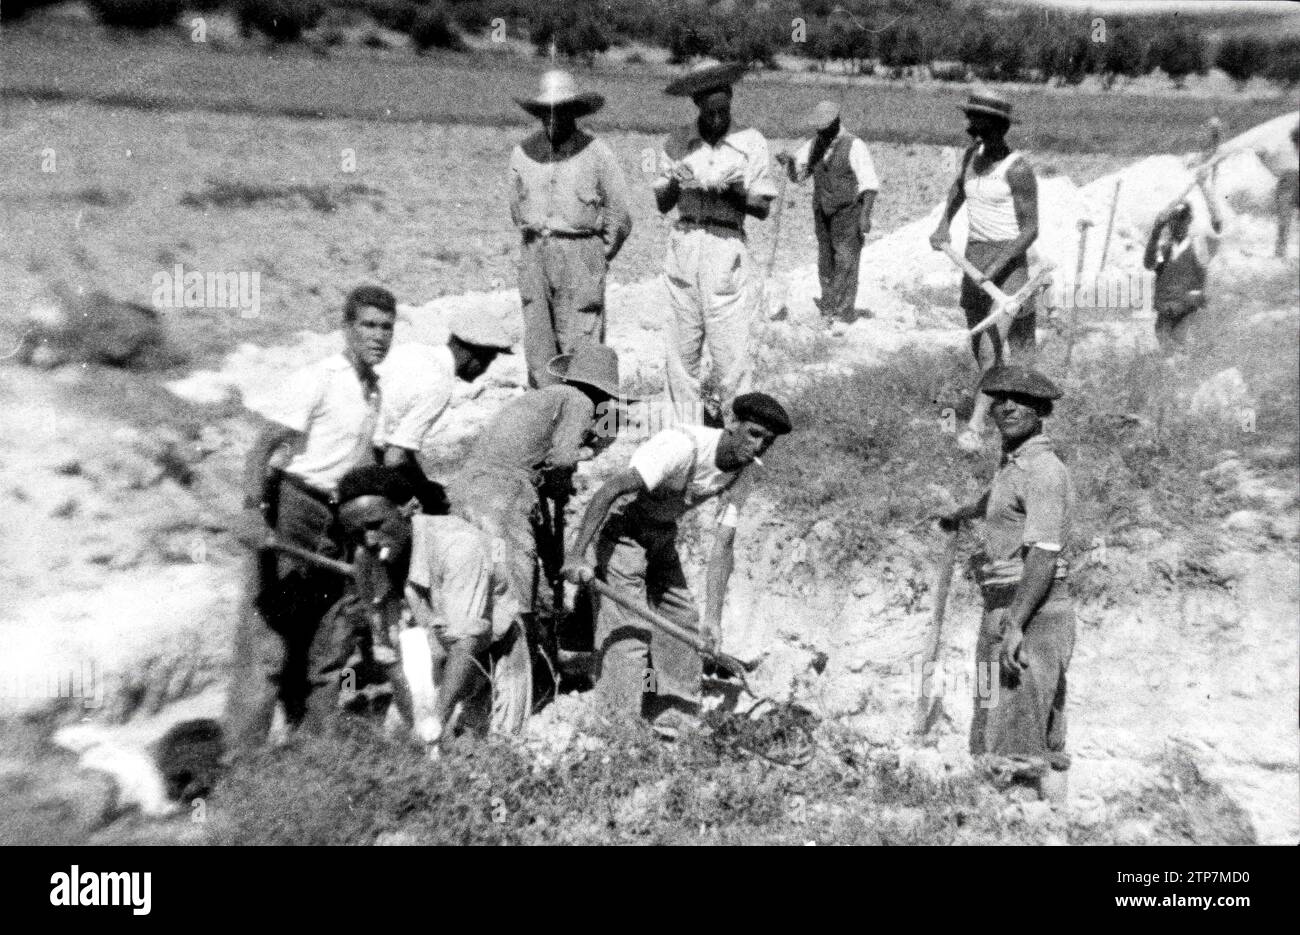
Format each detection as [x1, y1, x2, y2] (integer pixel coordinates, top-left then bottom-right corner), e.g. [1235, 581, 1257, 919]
[6, 0, 1299, 88]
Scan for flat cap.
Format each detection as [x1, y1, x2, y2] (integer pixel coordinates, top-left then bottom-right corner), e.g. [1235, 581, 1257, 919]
[664, 62, 746, 98]
[732, 392, 792, 435]
[978, 365, 1063, 401]
[446, 309, 515, 352]
[338, 465, 416, 506]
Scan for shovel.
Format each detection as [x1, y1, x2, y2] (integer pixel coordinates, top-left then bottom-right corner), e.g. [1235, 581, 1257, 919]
[588, 579, 756, 684]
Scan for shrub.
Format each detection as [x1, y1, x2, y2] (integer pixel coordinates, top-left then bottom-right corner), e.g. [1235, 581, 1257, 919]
[1215, 35, 1269, 87]
[366, 0, 419, 34]
[1099, 24, 1148, 87]
[410, 2, 466, 52]
[0, 0, 64, 22]
[1150, 24, 1206, 88]
[238, 0, 324, 44]
[1264, 37, 1300, 88]
[87, 0, 184, 30]
[1037, 32, 1095, 86]
[530, 3, 611, 64]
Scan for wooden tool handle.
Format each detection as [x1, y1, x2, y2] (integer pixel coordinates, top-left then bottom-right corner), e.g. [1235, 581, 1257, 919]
[942, 243, 1003, 302]
[264, 533, 357, 579]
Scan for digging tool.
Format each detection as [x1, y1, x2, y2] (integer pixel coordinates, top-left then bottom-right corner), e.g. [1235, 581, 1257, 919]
[913, 525, 962, 736]
[588, 579, 755, 683]
[940, 243, 1055, 339]
[1098, 178, 1122, 271]
[940, 245, 1054, 452]
[264, 533, 357, 579]
[1063, 218, 1093, 374]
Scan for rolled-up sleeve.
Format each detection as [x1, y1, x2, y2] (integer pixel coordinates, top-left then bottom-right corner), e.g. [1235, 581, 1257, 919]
[849, 138, 880, 193]
[628, 430, 694, 494]
[1022, 460, 1072, 551]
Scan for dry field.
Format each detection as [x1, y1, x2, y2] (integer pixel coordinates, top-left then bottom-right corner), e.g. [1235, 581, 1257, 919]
[0, 25, 1297, 847]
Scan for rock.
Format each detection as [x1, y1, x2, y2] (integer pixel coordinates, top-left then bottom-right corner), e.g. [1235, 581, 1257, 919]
[1114, 818, 1155, 845]
[1268, 514, 1299, 542]
[1188, 368, 1254, 419]
[374, 831, 420, 846]
[1222, 510, 1269, 537]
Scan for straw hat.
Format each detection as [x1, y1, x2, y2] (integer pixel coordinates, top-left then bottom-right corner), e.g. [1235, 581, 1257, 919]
[960, 90, 1016, 124]
[515, 70, 605, 119]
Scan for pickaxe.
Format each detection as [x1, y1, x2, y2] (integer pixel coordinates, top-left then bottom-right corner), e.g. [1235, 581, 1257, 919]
[940, 244, 1055, 449]
[940, 243, 1055, 340]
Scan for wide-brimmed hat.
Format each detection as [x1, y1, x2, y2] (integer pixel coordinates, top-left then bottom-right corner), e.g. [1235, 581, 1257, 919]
[546, 344, 634, 400]
[515, 70, 605, 119]
[447, 309, 515, 352]
[979, 365, 1062, 401]
[806, 100, 841, 133]
[960, 90, 1016, 124]
[664, 61, 747, 98]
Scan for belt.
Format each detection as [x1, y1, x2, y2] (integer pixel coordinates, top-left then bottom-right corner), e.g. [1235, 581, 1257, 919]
[279, 470, 339, 508]
[522, 227, 600, 242]
[676, 216, 744, 233]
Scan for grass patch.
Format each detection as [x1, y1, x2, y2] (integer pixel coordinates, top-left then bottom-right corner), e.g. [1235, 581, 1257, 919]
[180, 179, 383, 212]
[762, 328, 1299, 576]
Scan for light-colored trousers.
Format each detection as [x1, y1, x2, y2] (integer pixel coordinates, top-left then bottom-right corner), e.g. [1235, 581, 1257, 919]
[662, 226, 758, 422]
[592, 511, 702, 722]
[518, 234, 608, 390]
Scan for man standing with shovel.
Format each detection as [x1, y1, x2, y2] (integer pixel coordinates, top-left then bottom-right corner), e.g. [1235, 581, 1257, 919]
[562, 392, 792, 737]
[931, 91, 1041, 452]
[935, 365, 1075, 806]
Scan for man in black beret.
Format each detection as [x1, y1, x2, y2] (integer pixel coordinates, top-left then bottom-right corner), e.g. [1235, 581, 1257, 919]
[563, 392, 792, 737]
[305, 466, 529, 747]
[937, 365, 1076, 806]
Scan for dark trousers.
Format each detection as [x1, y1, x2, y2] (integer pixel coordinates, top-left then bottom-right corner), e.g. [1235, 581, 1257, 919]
[225, 483, 347, 755]
[961, 239, 1037, 367]
[814, 205, 863, 322]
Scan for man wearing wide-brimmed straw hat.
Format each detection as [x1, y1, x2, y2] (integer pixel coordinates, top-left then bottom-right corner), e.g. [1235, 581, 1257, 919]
[936, 365, 1075, 807]
[930, 90, 1041, 450]
[653, 61, 778, 427]
[446, 343, 635, 619]
[777, 100, 880, 324]
[509, 70, 633, 390]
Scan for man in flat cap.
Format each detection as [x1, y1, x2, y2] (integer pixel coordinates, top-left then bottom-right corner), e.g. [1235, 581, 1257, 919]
[654, 63, 779, 426]
[936, 365, 1075, 806]
[778, 100, 880, 324]
[562, 391, 792, 736]
[930, 91, 1041, 450]
[1142, 180, 1222, 354]
[510, 70, 633, 389]
[448, 343, 635, 623]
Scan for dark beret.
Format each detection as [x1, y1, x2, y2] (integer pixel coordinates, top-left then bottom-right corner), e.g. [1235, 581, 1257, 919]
[732, 392, 792, 435]
[337, 465, 416, 506]
[978, 365, 1063, 401]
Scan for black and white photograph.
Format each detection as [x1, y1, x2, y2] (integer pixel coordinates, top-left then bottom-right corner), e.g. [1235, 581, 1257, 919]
[0, 0, 1297, 857]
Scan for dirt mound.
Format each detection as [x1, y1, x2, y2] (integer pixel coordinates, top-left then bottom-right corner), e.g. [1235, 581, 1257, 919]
[20, 288, 176, 371]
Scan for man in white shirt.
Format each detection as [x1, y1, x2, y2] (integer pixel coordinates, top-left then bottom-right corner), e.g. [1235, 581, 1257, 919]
[562, 392, 792, 735]
[227, 285, 398, 755]
[778, 101, 880, 323]
[654, 63, 778, 427]
[373, 310, 514, 510]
